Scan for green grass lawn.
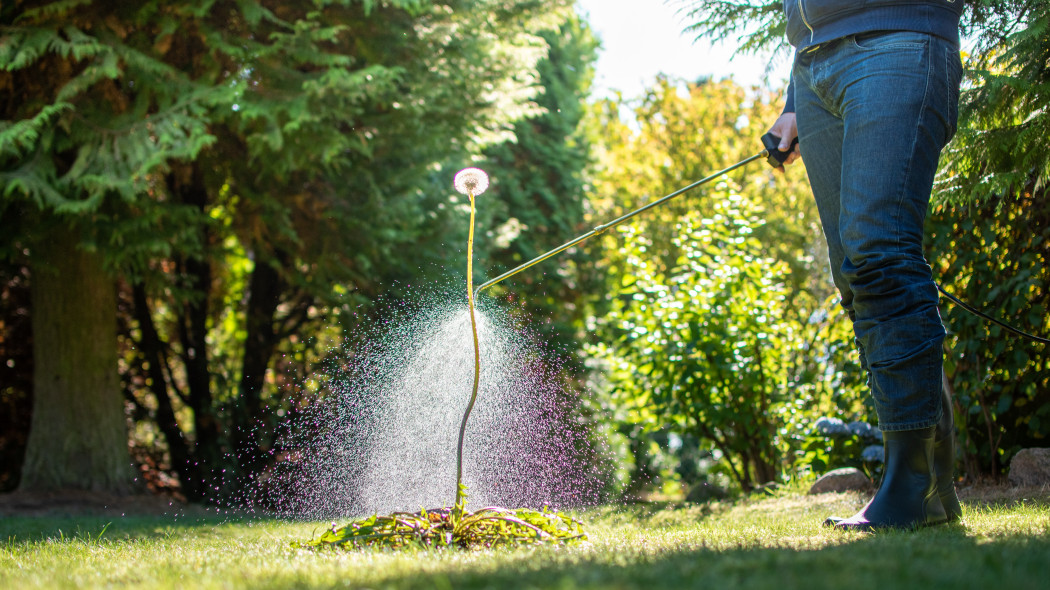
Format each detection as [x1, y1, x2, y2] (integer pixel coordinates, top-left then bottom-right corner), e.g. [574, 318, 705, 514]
[3, 488, 1048, 590]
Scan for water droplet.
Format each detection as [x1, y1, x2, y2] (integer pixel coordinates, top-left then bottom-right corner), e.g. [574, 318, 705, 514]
[255, 287, 605, 518]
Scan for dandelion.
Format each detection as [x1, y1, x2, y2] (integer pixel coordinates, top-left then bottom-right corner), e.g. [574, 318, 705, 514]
[293, 164, 589, 550]
[453, 167, 488, 512]
[453, 167, 489, 197]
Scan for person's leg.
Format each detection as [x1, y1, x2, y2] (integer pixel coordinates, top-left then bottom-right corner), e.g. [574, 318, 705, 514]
[792, 51, 853, 316]
[794, 31, 962, 529]
[838, 31, 958, 432]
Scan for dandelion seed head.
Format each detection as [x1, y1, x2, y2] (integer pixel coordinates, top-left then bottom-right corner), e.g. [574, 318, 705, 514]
[454, 167, 489, 196]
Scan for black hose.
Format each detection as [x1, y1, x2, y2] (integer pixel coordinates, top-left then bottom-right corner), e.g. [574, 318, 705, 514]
[937, 282, 1050, 345]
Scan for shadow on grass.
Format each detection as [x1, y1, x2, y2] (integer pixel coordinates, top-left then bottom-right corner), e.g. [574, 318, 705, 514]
[5, 496, 1049, 590]
[383, 525, 1050, 590]
[0, 511, 272, 543]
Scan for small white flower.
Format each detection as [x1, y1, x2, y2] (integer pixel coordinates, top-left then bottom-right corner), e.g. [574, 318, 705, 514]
[454, 167, 489, 196]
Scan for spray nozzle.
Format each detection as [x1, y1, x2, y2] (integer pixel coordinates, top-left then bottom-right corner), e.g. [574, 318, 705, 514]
[761, 132, 799, 168]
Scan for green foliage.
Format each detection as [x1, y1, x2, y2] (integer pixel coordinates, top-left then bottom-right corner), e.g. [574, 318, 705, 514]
[0, 0, 584, 499]
[0, 7, 217, 213]
[928, 0, 1050, 477]
[941, 1, 1050, 205]
[927, 193, 1050, 477]
[592, 185, 863, 492]
[586, 77, 820, 287]
[796, 431, 874, 476]
[674, 0, 788, 54]
[584, 77, 865, 493]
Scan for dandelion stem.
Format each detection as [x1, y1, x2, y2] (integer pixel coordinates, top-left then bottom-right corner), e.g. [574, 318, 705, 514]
[456, 191, 481, 509]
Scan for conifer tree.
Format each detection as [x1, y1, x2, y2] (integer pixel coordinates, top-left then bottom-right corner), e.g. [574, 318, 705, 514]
[1, 0, 572, 497]
[479, 13, 599, 360]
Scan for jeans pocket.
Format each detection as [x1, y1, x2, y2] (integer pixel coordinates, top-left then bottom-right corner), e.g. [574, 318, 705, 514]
[945, 46, 963, 142]
[851, 31, 929, 51]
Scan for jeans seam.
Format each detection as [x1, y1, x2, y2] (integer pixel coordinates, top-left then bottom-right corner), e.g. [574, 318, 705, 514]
[880, 418, 939, 432]
[850, 33, 926, 52]
[895, 39, 933, 253]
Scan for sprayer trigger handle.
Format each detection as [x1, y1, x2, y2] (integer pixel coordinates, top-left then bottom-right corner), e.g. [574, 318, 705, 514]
[761, 132, 799, 168]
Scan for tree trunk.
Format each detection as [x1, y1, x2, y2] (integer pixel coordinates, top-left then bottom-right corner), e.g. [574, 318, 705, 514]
[171, 166, 224, 502]
[234, 255, 284, 475]
[131, 283, 195, 495]
[20, 231, 135, 494]
[0, 263, 33, 492]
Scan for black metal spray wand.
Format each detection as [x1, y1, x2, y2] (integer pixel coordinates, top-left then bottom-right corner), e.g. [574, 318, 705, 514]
[473, 133, 795, 299]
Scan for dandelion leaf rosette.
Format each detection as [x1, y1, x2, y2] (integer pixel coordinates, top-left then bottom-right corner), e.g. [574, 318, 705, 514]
[295, 505, 587, 550]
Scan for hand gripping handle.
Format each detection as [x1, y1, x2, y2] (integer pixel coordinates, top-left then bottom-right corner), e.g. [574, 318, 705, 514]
[761, 132, 799, 168]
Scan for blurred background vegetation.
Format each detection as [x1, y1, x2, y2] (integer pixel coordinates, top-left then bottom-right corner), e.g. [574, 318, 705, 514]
[1, 0, 1047, 504]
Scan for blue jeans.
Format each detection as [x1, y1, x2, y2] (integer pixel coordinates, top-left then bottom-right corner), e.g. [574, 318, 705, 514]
[793, 31, 962, 431]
